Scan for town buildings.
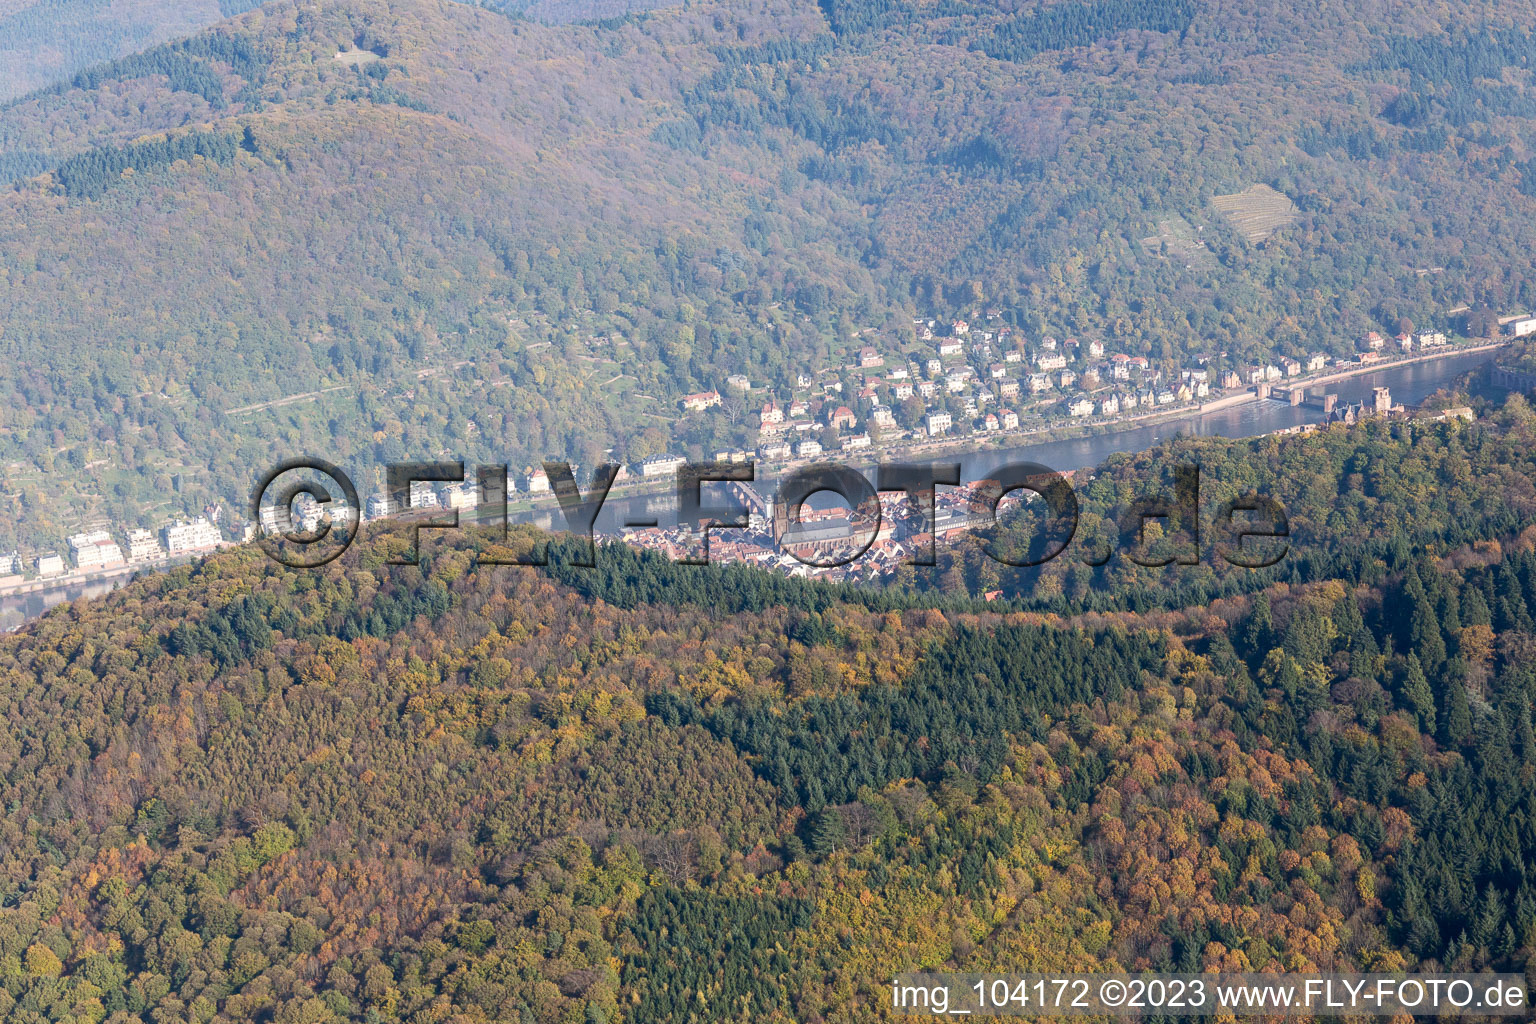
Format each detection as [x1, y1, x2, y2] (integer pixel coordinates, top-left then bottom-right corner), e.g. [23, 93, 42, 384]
[163, 517, 222, 556]
[638, 454, 688, 478]
[125, 528, 163, 563]
[681, 390, 722, 412]
[68, 530, 126, 570]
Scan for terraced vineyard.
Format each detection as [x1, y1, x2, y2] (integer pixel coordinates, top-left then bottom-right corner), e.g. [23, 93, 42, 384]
[1212, 183, 1299, 243]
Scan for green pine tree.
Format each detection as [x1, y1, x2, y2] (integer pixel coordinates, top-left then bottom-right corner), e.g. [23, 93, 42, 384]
[1402, 653, 1436, 734]
[1441, 679, 1473, 746]
[1410, 594, 1447, 669]
[807, 809, 846, 856]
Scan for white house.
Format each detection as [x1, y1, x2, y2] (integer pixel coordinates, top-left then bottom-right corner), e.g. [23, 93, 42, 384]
[1067, 397, 1094, 417]
[638, 454, 688, 478]
[926, 411, 953, 436]
[163, 518, 222, 556]
[1505, 316, 1536, 338]
[410, 481, 439, 508]
[125, 528, 163, 563]
[68, 530, 125, 570]
[441, 483, 478, 511]
[681, 390, 721, 412]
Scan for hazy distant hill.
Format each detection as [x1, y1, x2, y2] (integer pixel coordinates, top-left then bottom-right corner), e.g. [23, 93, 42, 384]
[7, 0, 1536, 547]
[0, 0, 667, 101]
[0, 0, 263, 101]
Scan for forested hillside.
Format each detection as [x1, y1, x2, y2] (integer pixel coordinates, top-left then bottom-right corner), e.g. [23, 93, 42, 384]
[928, 388, 1536, 611]
[3, 403, 1536, 1021]
[8, 0, 1536, 548]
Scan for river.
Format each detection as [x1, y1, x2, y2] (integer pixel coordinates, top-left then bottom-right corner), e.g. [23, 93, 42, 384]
[0, 348, 1501, 629]
[568, 348, 1502, 532]
[0, 577, 125, 633]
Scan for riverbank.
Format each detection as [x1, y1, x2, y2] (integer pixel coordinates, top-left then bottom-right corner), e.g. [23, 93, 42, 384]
[0, 547, 220, 602]
[2, 344, 1505, 630]
[559, 341, 1509, 505]
[1304, 340, 1506, 389]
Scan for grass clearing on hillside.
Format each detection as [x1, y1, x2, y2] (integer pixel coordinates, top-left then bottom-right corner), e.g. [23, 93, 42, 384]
[1139, 213, 1216, 268]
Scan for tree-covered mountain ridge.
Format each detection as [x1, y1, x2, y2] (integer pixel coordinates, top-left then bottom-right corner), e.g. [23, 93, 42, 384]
[3, 404, 1536, 1020]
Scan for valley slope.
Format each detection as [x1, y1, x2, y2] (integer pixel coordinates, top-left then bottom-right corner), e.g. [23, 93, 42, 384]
[1, 403, 1535, 1020]
[7, 0, 1536, 549]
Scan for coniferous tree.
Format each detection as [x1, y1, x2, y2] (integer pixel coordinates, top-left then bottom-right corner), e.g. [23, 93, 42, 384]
[1410, 592, 1447, 670]
[1402, 653, 1436, 734]
[1243, 593, 1274, 658]
[1441, 679, 1473, 747]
